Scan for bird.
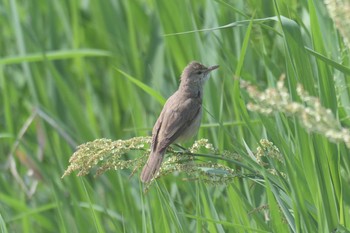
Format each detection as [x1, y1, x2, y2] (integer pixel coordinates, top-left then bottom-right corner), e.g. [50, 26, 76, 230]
[140, 61, 219, 183]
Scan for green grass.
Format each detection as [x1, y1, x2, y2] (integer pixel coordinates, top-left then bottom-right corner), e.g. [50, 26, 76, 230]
[1, 0, 350, 232]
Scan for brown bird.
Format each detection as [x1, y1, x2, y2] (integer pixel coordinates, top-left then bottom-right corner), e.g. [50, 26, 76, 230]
[140, 61, 219, 183]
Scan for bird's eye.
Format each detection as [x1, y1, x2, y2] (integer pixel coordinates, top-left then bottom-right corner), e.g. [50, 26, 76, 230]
[196, 71, 202, 75]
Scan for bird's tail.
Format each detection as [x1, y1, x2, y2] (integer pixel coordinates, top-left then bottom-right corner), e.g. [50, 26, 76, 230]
[140, 150, 165, 183]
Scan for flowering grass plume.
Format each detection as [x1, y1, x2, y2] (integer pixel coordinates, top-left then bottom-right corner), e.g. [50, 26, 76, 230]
[326, 0, 350, 47]
[62, 137, 243, 187]
[241, 75, 350, 148]
[62, 135, 289, 192]
[62, 137, 152, 178]
[255, 139, 286, 178]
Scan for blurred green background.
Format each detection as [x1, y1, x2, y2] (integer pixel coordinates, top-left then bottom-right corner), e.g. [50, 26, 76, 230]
[1, 0, 350, 232]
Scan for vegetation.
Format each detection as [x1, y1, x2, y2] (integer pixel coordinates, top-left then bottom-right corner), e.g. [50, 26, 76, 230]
[1, 0, 349, 232]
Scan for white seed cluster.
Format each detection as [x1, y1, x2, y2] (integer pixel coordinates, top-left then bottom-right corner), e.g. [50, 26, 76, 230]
[242, 76, 350, 148]
[325, 0, 350, 47]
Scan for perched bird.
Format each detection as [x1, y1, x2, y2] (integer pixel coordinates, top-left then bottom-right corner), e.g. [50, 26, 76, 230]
[140, 61, 219, 183]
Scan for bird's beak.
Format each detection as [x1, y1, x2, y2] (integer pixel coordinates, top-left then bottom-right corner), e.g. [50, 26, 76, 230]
[207, 65, 219, 72]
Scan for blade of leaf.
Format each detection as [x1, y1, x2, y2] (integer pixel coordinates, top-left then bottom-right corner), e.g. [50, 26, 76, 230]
[305, 47, 350, 75]
[0, 49, 112, 65]
[116, 68, 165, 105]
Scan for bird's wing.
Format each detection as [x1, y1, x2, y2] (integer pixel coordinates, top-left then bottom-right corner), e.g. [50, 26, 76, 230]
[153, 93, 201, 152]
[151, 110, 164, 152]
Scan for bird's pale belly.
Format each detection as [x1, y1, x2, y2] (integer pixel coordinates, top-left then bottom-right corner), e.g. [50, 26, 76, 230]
[175, 108, 202, 143]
